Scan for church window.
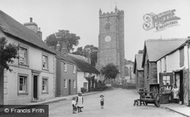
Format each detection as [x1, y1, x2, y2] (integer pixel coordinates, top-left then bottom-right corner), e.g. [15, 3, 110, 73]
[105, 23, 110, 30]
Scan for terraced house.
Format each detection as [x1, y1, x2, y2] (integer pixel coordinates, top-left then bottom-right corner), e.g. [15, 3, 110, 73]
[55, 49, 77, 97]
[157, 38, 190, 105]
[134, 52, 144, 90]
[142, 39, 186, 93]
[0, 10, 56, 104]
[68, 54, 100, 93]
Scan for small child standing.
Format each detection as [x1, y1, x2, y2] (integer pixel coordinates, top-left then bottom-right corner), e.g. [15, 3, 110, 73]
[72, 97, 77, 114]
[100, 95, 104, 109]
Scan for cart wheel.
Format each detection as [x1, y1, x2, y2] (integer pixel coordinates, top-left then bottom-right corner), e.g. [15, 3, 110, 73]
[154, 94, 160, 107]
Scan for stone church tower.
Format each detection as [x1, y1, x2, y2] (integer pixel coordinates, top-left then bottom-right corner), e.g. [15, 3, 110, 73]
[97, 7, 125, 83]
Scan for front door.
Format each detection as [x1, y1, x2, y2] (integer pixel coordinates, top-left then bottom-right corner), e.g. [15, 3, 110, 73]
[33, 75, 38, 99]
[68, 79, 71, 95]
[175, 71, 184, 104]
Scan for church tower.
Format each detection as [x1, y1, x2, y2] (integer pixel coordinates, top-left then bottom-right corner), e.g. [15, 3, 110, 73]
[97, 7, 125, 83]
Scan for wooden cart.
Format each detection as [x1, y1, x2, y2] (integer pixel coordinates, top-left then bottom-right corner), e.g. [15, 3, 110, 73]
[138, 91, 161, 107]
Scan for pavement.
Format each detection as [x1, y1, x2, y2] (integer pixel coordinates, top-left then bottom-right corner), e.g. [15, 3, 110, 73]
[160, 103, 190, 117]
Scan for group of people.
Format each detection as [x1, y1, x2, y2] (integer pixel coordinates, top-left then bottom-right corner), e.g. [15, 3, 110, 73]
[72, 92, 105, 114]
[164, 83, 180, 103]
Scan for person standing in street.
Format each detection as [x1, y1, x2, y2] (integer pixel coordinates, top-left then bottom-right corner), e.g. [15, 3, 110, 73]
[172, 84, 179, 103]
[100, 95, 104, 109]
[76, 92, 84, 113]
[72, 97, 77, 114]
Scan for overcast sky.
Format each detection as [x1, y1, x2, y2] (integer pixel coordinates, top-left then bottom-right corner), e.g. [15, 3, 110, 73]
[1, 0, 190, 60]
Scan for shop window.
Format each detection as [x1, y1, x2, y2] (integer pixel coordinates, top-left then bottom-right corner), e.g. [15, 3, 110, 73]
[163, 76, 170, 85]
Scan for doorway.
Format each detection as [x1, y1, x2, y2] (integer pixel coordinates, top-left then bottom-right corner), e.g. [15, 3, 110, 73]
[33, 75, 38, 100]
[175, 70, 184, 104]
[68, 79, 71, 95]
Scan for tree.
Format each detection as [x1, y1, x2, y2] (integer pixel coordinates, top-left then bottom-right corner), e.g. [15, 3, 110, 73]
[0, 37, 18, 105]
[72, 47, 84, 56]
[72, 45, 98, 66]
[44, 30, 80, 53]
[100, 63, 120, 83]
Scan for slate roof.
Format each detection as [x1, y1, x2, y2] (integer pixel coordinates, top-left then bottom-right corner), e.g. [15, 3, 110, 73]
[157, 39, 189, 61]
[0, 10, 54, 54]
[68, 54, 100, 74]
[142, 39, 187, 67]
[134, 54, 143, 73]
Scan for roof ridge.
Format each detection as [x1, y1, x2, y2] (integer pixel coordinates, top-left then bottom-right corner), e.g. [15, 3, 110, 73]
[0, 10, 55, 54]
[146, 38, 187, 41]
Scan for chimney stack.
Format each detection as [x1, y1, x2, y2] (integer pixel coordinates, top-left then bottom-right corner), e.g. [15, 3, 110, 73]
[61, 41, 68, 55]
[30, 17, 33, 22]
[24, 17, 38, 33]
[37, 28, 42, 40]
[24, 17, 43, 40]
[56, 41, 61, 51]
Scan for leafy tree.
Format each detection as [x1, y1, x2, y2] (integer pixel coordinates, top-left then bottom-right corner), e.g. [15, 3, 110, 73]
[44, 30, 80, 52]
[100, 63, 120, 83]
[0, 37, 18, 105]
[72, 47, 84, 56]
[72, 45, 98, 66]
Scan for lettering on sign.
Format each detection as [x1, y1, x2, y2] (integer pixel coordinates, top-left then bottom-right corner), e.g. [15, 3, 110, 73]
[143, 9, 180, 31]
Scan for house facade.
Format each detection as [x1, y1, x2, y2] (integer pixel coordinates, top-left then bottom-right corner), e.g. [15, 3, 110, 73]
[0, 11, 56, 104]
[56, 52, 77, 97]
[68, 54, 100, 93]
[124, 60, 136, 84]
[142, 39, 186, 92]
[157, 39, 190, 105]
[134, 53, 144, 90]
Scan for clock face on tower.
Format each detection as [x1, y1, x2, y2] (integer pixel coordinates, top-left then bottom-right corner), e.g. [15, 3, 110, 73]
[105, 35, 111, 42]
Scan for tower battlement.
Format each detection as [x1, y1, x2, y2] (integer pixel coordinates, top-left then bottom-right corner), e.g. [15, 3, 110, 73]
[99, 8, 124, 18]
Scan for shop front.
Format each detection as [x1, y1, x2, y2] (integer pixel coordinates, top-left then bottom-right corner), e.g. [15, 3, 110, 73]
[159, 72, 173, 104]
[159, 71, 184, 104]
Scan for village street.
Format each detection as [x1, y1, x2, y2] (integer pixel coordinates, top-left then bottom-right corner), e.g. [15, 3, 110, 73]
[49, 88, 184, 117]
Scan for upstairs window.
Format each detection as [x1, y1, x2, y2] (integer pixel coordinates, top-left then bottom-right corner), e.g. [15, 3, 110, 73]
[179, 48, 184, 67]
[42, 55, 48, 70]
[19, 47, 28, 65]
[73, 65, 76, 73]
[63, 62, 67, 72]
[73, 80, 76, 88]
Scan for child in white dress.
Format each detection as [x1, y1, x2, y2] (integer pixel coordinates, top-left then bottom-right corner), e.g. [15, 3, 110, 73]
[76, 92, 83, 112]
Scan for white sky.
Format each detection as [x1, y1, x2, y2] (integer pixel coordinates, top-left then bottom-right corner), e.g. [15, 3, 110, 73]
[1, 0, 190, 60]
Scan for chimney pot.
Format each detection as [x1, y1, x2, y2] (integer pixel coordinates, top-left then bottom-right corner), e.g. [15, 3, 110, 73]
[30, 17, 33, 22]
